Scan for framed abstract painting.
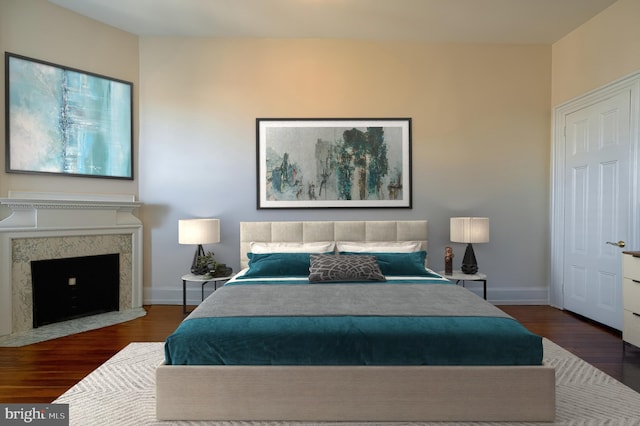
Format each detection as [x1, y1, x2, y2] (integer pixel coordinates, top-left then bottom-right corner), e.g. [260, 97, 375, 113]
[5, 52, 133, 179]
[257, 118, 411, 209]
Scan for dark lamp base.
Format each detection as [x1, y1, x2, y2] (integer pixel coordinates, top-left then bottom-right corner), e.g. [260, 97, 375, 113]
[190, 244, 208, 275]
[460, 243, 479, 275]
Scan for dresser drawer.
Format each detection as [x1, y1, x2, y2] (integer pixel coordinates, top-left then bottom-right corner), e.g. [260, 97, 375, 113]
[623, 310, 640, 348]
[623, 254, 640, 279]
[623, 278, 640, 312]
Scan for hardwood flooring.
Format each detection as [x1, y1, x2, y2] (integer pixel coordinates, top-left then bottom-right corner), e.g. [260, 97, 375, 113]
[0, 304, 639, 403]
[501, 305, 640, 392]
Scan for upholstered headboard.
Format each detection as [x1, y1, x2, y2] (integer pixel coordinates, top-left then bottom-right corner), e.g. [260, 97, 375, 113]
[239, 220, 428, 269]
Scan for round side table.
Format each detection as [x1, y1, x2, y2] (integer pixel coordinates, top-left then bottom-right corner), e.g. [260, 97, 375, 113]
[181, 273, 232, 314]
[438, 270, 487, 300]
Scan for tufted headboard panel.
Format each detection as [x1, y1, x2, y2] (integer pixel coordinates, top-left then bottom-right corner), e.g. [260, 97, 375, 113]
[239, 220, 428, 269]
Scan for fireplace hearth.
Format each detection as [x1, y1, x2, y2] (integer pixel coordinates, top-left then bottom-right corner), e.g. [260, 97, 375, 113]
[32, 254, 120, 327]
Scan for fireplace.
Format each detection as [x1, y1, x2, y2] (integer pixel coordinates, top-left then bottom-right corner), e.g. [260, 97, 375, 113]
[32, 254, 120, 327]
[0, 191, 143, 337]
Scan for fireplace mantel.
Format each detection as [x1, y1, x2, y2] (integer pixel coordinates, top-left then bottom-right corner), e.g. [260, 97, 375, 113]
[0, 191, 143, 337]
[0, 191, 141, 229]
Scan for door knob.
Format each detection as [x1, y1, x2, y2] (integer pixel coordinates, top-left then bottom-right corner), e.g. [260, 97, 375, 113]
[606, 240, 626, 248]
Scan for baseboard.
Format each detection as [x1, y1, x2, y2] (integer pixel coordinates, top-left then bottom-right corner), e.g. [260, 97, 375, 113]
[489, 286, 550, 305]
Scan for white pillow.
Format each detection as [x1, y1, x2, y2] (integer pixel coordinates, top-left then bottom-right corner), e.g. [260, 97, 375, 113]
[250, 241, 335, 254]
[336, 241, 423, 253]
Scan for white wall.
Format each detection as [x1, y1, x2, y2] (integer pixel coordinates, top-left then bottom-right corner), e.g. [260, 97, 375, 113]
[139, 38, 551, 304]
[0, 1, 558, 306]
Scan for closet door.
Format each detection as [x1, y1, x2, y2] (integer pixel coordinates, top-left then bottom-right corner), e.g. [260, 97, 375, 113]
[561, 90, 632, 330]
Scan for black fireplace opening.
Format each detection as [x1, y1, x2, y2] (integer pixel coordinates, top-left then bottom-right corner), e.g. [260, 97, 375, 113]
[31, 253, 120, 328]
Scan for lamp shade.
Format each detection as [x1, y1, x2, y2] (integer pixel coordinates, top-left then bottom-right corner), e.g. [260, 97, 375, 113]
[450, 217, 490, 244]
[178, 219, 220, 245]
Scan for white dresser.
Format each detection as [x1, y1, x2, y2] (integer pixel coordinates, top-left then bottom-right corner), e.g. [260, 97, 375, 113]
[622, 252, 640, 348]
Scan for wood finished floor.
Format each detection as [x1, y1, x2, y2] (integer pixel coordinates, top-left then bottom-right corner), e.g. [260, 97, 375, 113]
[0, 304, 639, 403]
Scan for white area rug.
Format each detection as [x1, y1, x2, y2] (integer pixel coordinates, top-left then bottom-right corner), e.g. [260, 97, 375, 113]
[0, 308, 147, 347]
[54, 339, 640, 425]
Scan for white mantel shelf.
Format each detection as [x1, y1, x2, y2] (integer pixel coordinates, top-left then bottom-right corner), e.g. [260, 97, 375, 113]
[0, 191, 142, 230]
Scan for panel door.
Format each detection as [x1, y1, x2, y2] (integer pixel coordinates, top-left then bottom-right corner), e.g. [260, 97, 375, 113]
[563, 90, 631, 330]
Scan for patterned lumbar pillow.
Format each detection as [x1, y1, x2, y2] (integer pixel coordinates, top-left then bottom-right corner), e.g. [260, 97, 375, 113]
[308, 254, 386, 282]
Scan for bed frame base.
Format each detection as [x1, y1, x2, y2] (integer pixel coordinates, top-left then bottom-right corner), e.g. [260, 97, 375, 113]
[158, 221, 555, 422]
[156, 363, 555, 422]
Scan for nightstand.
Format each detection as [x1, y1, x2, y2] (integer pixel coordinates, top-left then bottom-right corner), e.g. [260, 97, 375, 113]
[182, 273, 232, 314]
[438, 270, 488, 300]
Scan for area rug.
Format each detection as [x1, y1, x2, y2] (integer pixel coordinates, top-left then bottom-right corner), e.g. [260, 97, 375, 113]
[0, 308, 147, 347]
[54, 338, 640, 425]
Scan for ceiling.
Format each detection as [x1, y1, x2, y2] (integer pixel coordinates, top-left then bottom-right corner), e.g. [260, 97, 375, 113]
[48, 0, 617, 44]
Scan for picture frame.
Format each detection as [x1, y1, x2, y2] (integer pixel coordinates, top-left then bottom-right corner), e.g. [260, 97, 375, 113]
[5, 52, 133, 179]
[257, 118, 411, 209]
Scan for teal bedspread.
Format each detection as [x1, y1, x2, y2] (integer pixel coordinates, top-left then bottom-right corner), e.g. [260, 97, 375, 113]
[164, 276, 543, 366]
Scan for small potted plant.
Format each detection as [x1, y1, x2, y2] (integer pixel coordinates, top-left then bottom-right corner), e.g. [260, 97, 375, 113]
[193, 251, 218, 277]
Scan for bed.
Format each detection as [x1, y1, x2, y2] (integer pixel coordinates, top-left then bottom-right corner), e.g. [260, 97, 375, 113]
[156, 220, 555, 422]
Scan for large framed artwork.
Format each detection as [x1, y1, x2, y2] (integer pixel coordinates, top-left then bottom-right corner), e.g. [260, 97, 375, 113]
[5, 52, 133, 179]
[257, 118, 411, 209]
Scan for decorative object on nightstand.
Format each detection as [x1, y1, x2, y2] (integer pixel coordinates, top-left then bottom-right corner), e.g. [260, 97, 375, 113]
[450, 217, 489, 275]
[444, 246, 454, 275]
[178, 218, 220, 275]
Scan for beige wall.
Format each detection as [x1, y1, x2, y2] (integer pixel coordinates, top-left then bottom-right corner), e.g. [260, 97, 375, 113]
[552, 0, 640, 105]
[139, 38, 552, 303]
[0, 0, 555, 304]
[0, 0, 139, 204]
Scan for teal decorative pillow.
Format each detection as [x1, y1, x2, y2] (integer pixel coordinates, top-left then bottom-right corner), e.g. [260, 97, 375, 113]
[341, 251, 433, 276]
[308, 254, 386, 283]
[242, 252, 312, 278]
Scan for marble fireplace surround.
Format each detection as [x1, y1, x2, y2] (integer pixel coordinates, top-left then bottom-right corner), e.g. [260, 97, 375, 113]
[0, 191, 143, 337]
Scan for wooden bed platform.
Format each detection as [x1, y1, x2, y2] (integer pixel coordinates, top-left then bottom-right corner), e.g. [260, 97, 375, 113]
[156, 220, 556, 422]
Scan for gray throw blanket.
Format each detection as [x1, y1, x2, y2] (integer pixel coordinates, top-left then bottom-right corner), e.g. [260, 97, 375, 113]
[186, 283, 511, 320]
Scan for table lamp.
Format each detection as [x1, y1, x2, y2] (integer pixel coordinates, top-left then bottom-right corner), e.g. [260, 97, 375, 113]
[450, 217, 489, 275]
[179, 218, 220, 274]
